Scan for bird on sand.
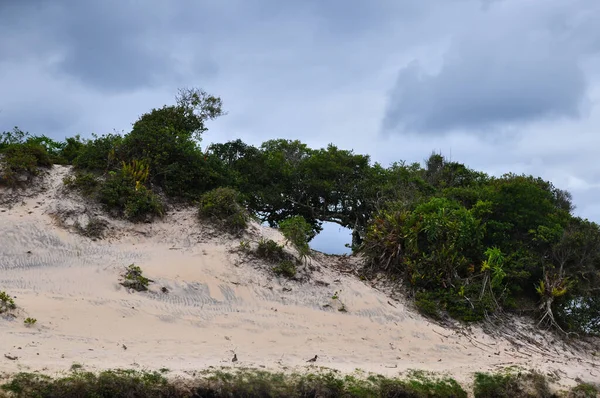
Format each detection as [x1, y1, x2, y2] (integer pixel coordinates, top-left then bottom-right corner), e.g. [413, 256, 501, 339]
[232, 354, 238, 363]
[306, 355, 318, 363]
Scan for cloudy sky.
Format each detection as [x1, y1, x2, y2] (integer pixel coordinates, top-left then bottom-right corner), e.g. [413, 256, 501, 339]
[2, 0, 600, 253]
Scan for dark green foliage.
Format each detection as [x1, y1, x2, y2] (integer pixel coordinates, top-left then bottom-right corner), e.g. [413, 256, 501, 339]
[0, 291, 16, 313]
[121, 88, 225, 198]
[279, 216, 313, 260]
[360, 161, 599, 328]
[73, 133, 123, 171]
[0, 369, 470, 398]
[78, 217, 108, 239]
[473, 371, 554, 398]
[0, 129, 53, 185]
[60, 135, 85, 164]
[98, 169, 163, 222]
[256, 238, 286, 263]
[194, 369, 467, 398]
[0, 370, 180, 398]
[414, 292, 440, 320]
[198, 187, 248, 233]
[10, 368, 598, 398]
[63, 172, 99, 196]
[121, 264, 151, 291]
[124, 185, 164, 222]
[273, 260, 297, 278]
[569, 383, 599, 398]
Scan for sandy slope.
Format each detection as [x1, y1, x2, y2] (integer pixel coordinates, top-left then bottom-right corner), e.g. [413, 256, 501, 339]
[0, 166, 598, 389]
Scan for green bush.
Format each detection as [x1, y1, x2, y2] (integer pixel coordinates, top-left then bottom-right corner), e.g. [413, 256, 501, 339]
[0, 368, 471, 398]
[121, 88, 226, 199]
[569, 383, 599, 398]
[256, 238, 286, 262]
[121, 264, 152, 292]
[273, 260, 297, 278]
[59, 135, 84, 164]
[98, 168, 163, 222]
[0, 291, 16, 313]
[0, 370, 179, 398]
[198, 187, 248, 233]
[415, 292, 440, 319]
[473, 371, 553, 398]
[63, 172, 99, 196]
[78, 217, 108, 239]
[279, 216, 313, 261]
[0, 142, 52, 185]
[124, 185, 164, 222]
[73, 133, 123, 171]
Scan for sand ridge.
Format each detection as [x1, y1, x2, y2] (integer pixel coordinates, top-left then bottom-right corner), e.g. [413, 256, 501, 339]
[0, 166, 598, 389]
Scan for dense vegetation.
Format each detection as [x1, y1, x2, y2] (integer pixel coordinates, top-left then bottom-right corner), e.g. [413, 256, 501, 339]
[1, 87, 599, 335]
[2, 368, 596, 398]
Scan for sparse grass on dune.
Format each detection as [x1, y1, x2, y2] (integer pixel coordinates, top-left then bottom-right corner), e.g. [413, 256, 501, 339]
[1, 368, 596, 398]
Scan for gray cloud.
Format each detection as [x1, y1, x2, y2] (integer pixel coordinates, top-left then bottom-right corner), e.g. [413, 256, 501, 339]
[0, 1, 219, 92]
[383, 0, 596, 134]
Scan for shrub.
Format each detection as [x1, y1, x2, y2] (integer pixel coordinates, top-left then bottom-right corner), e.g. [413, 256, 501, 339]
[63, 172, 99, 196]
[59, 135, 84, 164]
[124, 185, 164, 222]
[569, 383, 599, 398]
[120, 89, 226, 199]
[73, 133, 123, 171]
[198, 187, 248, 233]
[120, 264, 152, 292]
[0, 291, 16, 313]
[256, 238, 286, 263]
[279, 216, 313, 261]
[23, 134, 68, 164]
[98, 165, 163, 222]
[403, 371, 468, 398]
[273, 260, 297, 278]
[0, 370, 179, 398]
[415, 292, 441, 320]
[78, 217, 108, 239]
[0, 142, 52, 185]
[473, 371, 552, 398]
[24, 317, 37, 326]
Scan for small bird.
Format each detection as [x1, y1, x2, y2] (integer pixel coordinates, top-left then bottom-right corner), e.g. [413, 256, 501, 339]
[232, 354, 238, 363]
[306, 355, 318, 363]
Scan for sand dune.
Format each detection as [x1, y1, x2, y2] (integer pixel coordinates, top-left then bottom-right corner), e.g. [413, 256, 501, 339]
[1, 166, 598, 389]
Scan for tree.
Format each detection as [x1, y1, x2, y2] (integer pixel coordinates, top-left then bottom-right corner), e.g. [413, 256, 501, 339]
[121, 88, 225, 197]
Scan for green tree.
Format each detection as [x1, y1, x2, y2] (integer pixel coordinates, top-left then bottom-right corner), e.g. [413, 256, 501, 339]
[121, 88, 225, 197]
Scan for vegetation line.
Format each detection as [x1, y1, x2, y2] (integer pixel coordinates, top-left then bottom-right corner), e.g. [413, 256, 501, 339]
[1, 86, 599, 334]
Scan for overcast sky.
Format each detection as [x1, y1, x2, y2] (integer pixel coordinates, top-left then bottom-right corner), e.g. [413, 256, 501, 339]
[2, 0, 600, 253]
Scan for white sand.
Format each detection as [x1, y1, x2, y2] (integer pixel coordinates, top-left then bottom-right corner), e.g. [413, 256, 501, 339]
[0, 166, 598, 389]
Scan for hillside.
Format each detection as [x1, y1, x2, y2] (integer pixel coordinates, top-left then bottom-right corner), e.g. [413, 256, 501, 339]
[1, 165, 598, 394]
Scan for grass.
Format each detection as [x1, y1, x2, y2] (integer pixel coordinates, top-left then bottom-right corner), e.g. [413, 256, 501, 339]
[256, 238, 286, 262]
[0, 291, 16, 314]
[78, 217, 108, 239]
[273, 259, 297, 278]
[569, 383, 599, 398]
[473, 370, 554, 398]
[23, 317, 37, 326]
[197, 187, 249, 234]
[0, 368, 468, 398]
[0, 368, 596, 398]
[62, 172, 99, 196]
[120, 264, 152, 292]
